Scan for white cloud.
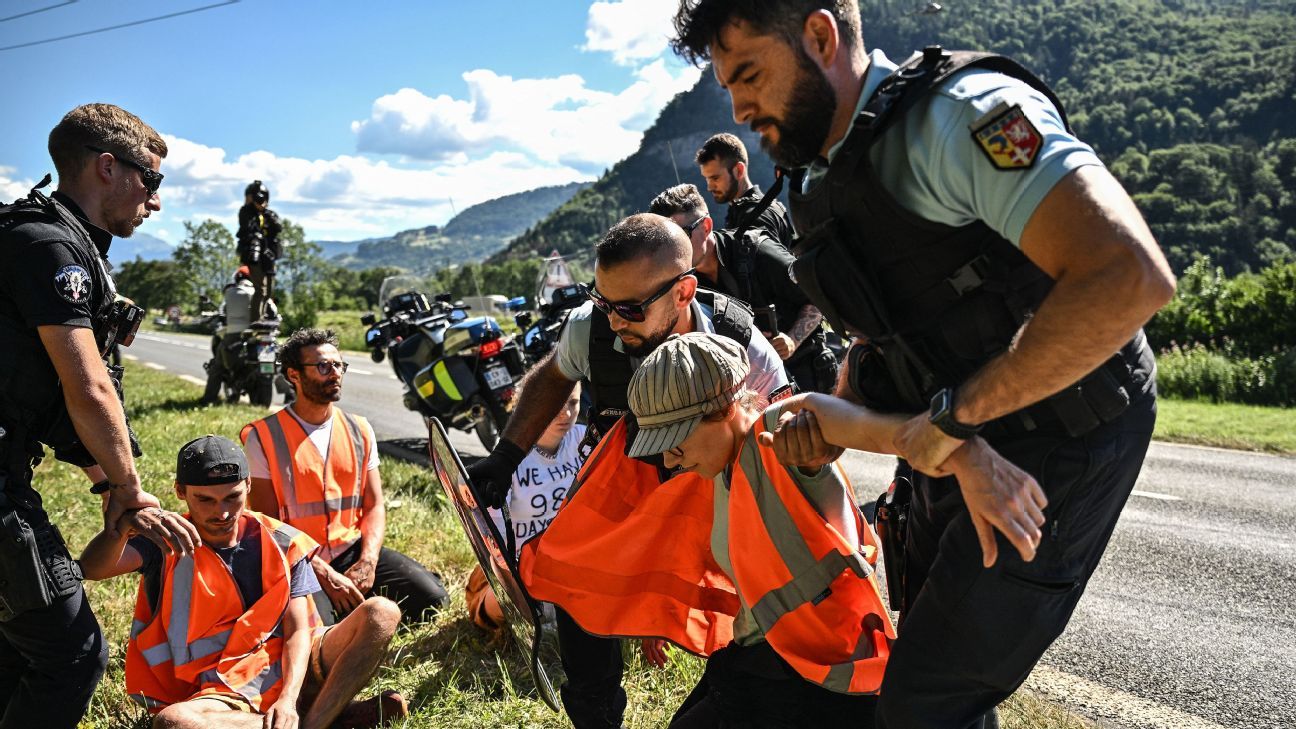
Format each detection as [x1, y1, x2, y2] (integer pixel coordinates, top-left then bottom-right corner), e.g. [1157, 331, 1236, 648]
[154, 136, 590, 241]
[582, 0, 677, 66]
[351, 61, 699, 173]
[0, 166, 36, 201]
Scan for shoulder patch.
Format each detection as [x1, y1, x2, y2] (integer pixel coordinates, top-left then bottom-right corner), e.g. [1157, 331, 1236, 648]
[53, 264, 92, 304]
[969, 102, 1042, 170]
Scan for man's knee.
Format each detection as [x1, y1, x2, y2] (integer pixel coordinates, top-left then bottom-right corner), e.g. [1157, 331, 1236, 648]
[152, 703, 200, 729]
[353, 596, 401, 643]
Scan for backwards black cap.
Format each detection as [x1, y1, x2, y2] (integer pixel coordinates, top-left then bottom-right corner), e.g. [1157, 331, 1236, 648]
[176, 434, 249, 486]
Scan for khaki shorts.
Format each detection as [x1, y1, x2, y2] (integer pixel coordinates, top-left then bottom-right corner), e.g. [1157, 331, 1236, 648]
[189, 627, 333, 713]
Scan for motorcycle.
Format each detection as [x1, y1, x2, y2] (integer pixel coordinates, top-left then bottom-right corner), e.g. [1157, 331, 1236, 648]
[513, 282, 587, 367]
[208, 319, 287, 407]
[361, 276, 526, 450]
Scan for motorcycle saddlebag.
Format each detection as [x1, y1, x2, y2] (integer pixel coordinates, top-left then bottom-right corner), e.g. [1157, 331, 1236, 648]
[413, 357, 481, 413]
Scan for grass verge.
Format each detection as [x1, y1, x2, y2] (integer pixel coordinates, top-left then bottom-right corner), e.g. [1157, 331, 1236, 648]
[1154, 397, 1296, 454]
[48, 367, 1090, 727]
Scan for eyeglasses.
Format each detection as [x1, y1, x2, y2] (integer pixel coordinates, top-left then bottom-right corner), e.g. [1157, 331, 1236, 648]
[85, 145, 164, 195]
[682, 215, 710, 236]
[588, 268, 696, 323]
[301, 361, 349, 375]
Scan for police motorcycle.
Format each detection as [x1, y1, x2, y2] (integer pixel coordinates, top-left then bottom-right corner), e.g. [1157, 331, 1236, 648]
[361, 276, 525, 450]
[512, 283, 586, 367]
[209, 319, 285, 407]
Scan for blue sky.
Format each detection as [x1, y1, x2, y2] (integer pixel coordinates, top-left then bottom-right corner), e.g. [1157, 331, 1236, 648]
[0, 0, 700, 245]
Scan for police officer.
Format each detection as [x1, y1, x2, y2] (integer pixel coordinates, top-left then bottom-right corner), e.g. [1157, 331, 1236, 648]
[672, 4, 1176, 728]
[694, 132, 795, 248]
[649, 183, 837, 394]
[236, 180, 283, 321]
[0, 103, 199, 727]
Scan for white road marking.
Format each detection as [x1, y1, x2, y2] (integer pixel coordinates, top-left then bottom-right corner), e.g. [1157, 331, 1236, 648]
[1130, 489, 1183, 502]
[1026, 664, 1230, 729]
[348, 367, 374, 376]
[178, 374, 205, 386]
[143, 362, 166, 371]
[123, 353, 139, 361]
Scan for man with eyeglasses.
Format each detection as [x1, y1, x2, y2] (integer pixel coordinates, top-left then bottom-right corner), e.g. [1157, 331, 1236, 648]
[0, 102, 200, 727]
[650, 183, 838, 395]
[240, 328, 448, 626]
[467, 213, 788, 729]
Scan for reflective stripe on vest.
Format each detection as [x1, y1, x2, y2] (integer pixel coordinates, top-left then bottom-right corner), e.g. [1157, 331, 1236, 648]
[241, 408, 369, 558]
[125, 512, 323, 713]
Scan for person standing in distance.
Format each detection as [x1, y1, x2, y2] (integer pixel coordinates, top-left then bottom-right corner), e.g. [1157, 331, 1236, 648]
[236, 180, 283, 321]
[695, 132, 795, 248]
[0, 103, 200, 728]
[673, 3, 1176, 727]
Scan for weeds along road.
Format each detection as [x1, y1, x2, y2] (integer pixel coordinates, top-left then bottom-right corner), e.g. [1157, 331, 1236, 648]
[129, 330, 1296, 729]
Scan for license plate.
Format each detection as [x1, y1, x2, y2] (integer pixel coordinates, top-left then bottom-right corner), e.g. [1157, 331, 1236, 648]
[483, 364, 512, 390]
[259, 362, 275, 374]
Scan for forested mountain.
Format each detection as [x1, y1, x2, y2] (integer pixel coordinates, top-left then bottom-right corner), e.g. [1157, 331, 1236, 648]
[329, 181, 588, 272]
[497, 0, 1296, 273]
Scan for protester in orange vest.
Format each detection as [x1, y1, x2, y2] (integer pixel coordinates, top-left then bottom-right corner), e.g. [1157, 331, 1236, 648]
[79, 435, 406, 729]
[242, 328, 448, 625]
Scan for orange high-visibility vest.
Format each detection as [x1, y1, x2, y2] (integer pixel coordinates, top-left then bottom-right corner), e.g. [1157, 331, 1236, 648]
[520, 414, 895, 694]
[241, 408, 372, 559]
[125, 511, 324, 713]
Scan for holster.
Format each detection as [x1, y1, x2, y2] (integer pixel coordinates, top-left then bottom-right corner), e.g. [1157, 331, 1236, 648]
[873, 468, 912, 615]
[0, 497, 82, 622]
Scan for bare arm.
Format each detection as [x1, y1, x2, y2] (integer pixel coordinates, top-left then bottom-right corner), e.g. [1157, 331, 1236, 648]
[266, 595, 312, 723]
[784, 304, 824, 349]
[956, 165, 1175, 424]
[499, 353, 578, 451]
[79, 526, 143, 580]
[249, 477, 282, 519]
[344, 467, 385, 594]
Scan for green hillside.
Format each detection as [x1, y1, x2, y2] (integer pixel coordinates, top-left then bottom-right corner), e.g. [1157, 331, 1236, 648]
[333, 181, 589, 273]
[496, 0, 1296, 273]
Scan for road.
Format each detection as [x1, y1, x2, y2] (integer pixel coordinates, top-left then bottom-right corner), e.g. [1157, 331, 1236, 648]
[128, 330, 1296, 729]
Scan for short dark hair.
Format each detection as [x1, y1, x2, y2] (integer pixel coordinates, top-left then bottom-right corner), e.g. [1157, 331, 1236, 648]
[695, 133, 748, 167]
[48, 103, 168, 184]
[596, 214, 691, 272]
[671, 0, 862, 66]
[280, 328, 339, 376]
[648, 184, 708, 219]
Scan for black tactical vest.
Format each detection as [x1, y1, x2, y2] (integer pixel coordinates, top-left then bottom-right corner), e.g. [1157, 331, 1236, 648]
[788, 48, 1147, 436]
[585, 289, 753, 440]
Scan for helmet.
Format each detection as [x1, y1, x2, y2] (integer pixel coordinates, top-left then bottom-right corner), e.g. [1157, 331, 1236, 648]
[234, 265, 251, 281]
[245, 180, 269, 204]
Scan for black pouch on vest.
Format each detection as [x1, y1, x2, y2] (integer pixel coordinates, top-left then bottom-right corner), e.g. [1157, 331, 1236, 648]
[791, 219, 890, 341]
[0, 509, 81, 621]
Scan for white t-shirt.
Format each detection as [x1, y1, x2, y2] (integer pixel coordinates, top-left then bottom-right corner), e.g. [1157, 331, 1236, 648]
[489, 424, 588, 547]
[245, 406, 380, 480]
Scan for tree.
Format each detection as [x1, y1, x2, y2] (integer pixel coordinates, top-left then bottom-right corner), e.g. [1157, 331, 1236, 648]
[273, 218, 331, 331]
[113, 257, 189, 312]
[171, 219, 238, 308]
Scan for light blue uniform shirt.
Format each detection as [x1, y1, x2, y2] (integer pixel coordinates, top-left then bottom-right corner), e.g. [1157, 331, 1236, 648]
[805, 49, 1103, 247]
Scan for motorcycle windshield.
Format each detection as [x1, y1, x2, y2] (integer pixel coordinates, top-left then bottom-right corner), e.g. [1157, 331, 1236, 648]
[378, 275, 431, 306]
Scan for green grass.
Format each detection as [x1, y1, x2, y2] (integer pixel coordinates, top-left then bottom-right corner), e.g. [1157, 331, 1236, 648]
[315, 309, 371, 353]
[51, 367, 1090, 727]
[1154, 397, 1296, 454]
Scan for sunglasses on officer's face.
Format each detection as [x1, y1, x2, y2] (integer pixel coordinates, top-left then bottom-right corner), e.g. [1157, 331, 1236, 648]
[587, 268, 696, 323]
[85, 145, 164, 195]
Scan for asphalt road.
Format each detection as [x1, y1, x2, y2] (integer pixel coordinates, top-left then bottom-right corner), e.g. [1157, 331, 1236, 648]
[127, 330, 1296, 729]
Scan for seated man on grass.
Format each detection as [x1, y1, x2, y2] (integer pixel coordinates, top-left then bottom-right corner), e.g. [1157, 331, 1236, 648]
[80, 435, 407, 729]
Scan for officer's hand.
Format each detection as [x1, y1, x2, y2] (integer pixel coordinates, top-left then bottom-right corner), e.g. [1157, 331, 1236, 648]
[758, 403, 844, 470]
[770, 333, 797, 361]
[893, 414, 963, 478]
[120, 507, 199, 557]
[317, 561, 365, 615]
[105, 485, 161, 538]
[640, 638, 670, 669]
[946, 438, 1048, 568]
[465, 440, 526, 509]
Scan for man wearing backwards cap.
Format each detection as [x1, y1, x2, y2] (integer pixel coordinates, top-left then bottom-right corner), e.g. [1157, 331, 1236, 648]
[79, 435, 407, 729]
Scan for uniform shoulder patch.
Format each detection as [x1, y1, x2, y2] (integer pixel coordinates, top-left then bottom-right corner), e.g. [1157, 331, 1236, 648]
[54, 264, 92, 304]
[969, 101, 1042, 170]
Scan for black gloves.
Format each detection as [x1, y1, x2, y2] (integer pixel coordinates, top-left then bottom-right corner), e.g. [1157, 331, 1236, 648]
[465, 439, 526, 509]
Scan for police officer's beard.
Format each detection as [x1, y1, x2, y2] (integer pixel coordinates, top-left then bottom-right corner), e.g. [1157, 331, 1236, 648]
[103, 187, 144, 238]
[620, 310, 680, 358]
[757, 51, 838, 169]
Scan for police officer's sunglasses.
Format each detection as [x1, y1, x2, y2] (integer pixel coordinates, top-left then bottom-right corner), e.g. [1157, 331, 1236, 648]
[85, 145, 164, 195]
[682, 214, 709, 236]
[587, 268, 696, 323]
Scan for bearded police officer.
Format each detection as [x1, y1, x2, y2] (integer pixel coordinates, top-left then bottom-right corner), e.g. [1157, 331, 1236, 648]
[672, 3, 1176, 728]
[0, 103, 199, 727]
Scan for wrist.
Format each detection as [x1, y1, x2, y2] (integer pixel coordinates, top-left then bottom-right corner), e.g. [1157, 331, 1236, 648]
[929, 387, 982, 441]
[493, 438, 526, 469]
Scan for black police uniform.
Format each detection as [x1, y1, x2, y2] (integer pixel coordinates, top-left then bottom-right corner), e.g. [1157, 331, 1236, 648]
[723, 183, 795, 250]
[236, 203, 283, 320]
[704, 228, 837, 394]
[0, 186, 115, 727]
[788, 49, 1158, 728]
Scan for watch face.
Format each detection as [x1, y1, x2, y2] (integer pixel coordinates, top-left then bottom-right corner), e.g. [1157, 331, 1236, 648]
[931, 388, 951, 416]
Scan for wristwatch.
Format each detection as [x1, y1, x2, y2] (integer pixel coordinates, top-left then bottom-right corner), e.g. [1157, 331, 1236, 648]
[929, 387, 982, 440]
